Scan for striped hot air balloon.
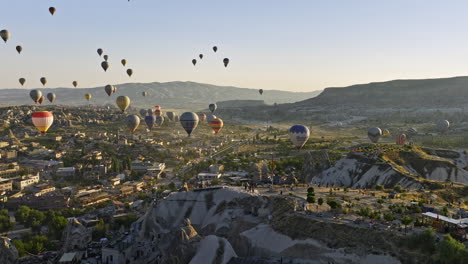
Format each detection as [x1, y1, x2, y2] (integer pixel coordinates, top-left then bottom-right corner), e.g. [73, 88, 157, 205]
[32, 111, 54, 134]
[289, 125, 310, 149]
[180, 112, 199, 136]
[396, 133, 407, 145]
[154, 105, 161, 110]
[155, 109, 162, 117]
[198, 113, 207, 122]
[145, 115, 156, 131]
[209, 118, 224, 134]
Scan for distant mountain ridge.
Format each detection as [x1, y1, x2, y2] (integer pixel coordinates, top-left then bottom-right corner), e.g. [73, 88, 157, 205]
[0, 81, 320, 109]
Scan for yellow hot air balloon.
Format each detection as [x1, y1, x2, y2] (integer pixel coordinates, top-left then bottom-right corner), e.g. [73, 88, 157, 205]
[116, 96, 130, 113]
[32, 111, 54, 134]
[209, 118, 224, 134]
[85, 93, 92, 101]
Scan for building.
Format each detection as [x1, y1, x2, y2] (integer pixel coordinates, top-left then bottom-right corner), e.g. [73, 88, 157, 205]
[14, 173, 40, 190]
[0, 163, 20, 178]
[0, 179, 13, 192]
[32, 183, 56, 196]
[1, 150, 17, 159]
[109, 178, 121, 186]
[5, 195, 69, 210]
[131, 161, 166, 177]
[56, 167, 76, 177]
[197, 172, 221, 181]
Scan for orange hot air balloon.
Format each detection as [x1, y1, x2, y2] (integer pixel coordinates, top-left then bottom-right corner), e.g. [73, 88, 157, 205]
[32, 111, 54, 134]
[154, 105, 161, 110]
[155, 109, 162, 117]
[198, 113, 206, 122]
[38, 96, 45, 104]
[49, 7, 56, 15]
[209, 118, 224, 134]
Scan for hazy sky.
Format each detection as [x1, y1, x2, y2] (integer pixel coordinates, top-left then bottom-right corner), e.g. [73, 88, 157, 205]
[2, 0, 468, 92]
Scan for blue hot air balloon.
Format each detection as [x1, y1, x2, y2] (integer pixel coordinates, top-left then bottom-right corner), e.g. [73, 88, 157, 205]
[209, 103, 217, 113]
[289, 125, 310, 149]
[145, 115, 156, 131]
[180, 112, 199, 136]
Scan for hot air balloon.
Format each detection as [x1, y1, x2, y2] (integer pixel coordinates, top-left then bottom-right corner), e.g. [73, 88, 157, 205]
[40, 77, 47, 86]
[209, 118, 224, 134]
[19, 78, 26, 86]
[206, 114, 217, 125]
[198, 113, 207, 122]
[147, 109, 154, 116]
[180, 112, 199, 136]
[105, 85, 114, 96]
[112, 86, 117, 94]
[101, 61, 109, 72]
[382, 129, 390, 137]
[16, 46, 22, 54]
[97, 48, 103, 57]
[47, 93, 56, 103]
[121, 59, 127, 66]
[199, 54, 203, 59]
[156, 116, 164, 127]
[396, 133, 407, 145]
[127, 115, 140, 133]
[126, 69, 133, 77]
[154, 105, 161, 110]
[259, 89, 263, 95]
[38, 96, 45, 105]
[166, 111, 175, 121]
[155, 109, 162, 117]
[144, 115, 156, 131]
[436, 120, 450, 133]
[142, 92, 147, 97]
[30, 90, 42, 103]
[0, 30, 10, 43]
[209, 103, 217, 113]
[103, 55, 109, 61]
[49, 7, 56, 15]
[85, 93, 92, 101]
[139, 109, 147, 116]
[213, 46, 218, 52]
[32, 111, 54, 134]
[368, 127, 382, 143]
[406, 128, 418, 135]
[223, 58, 229, 67]
[289, 125, 310, 149]
[72, 81, 78, 88]
[116, 96, 130, 113]
[192, 59, 197, 66]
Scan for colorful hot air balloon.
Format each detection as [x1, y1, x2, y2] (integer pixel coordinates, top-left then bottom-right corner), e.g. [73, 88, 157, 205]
[156, 116, 164, 127]
[142, 92, 147, 97]
[47, 93, 56, 103]
[223, 58, 229, 67]
[101, 61, 109, 72]
[19, 78, 26, 86]
[112, 86, 117, 94]
[154, 105, 161, 110]
[213, 46, 218, 52]
[38, 96, 45, 105]
[97, 48, 103, 57]
[144, 115, 156, 131]
[209, 118, 224, 134]
[103, 55, 109, 61]
[0, 30, 10, 43]
[147, 109, 154, 116]
[436, 120, 450, 133]
[206, 114, 217, 125]
[289, 125, 310, 149]
[72, 81, 78, 88]
[198, 113, 207, 122]
[16, 46, 22, 54]
[126, 69, 133, 77]
[127, 115, 140, 133]
[40, 77, 47, 86]
[121, 59, 127, 66]
[30, 90, 42, 103]
[32, 111, 54, 134]
[166, 111, 175, 121]
[199, 54, 203, 59]
[116, 96, 130, 113]
[382, 129, 390, 137]
[49, 7, 56, 15]
[209, 103, 217, 113]
[155, 109, 162, 117]
[368, 127, 382, 143]
[180, 112, 199, 136]
[192, 59, 197, 66]
[105, 85, 113, 96]
[85, 93, 92, 101]
[396, 133, 407, 145]
[139, 109, 147, 116]
[259, 89, 263, 95]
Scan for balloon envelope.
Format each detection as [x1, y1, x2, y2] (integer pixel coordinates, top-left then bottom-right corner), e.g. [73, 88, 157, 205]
[209, 118, 224, 134]
[289, 125, 310, 149]
[213, 46, 218, 52]
[30, 90, 42, 103]
[156, 116, 164, 127]
[155, 109, 162, 117]
[126, 69, 133, 77]
[49, 7, 56, 15]
[259, 89, 263, 95]
[180, 112, 199, 136]
[105, 85, 113, 96]
[121, 59, 127, 66]
[127, 115, 140, 132]
[0, 30, 10, 43]
[32, 111, 54, 134]
[436, 120, 450, 133]
[368, 127, 382, 143]
[16, 46, 22, 54]
[206, 114, 217, 125]
[97, 48, 103, 56]
[199, 54, 203, 59]
[139, 109, 147, 116]
[72, 81, 78, 88]
[192, 59, 197, 66]
[116, 96, 130, 112]
[209, 103, 217, 113]
[47, 93, 56, 103]
[145, 115, 156, 130]
[38, 96, 45, 105]
[166, 111, 175, 121]
[19, 78, 26, 86]
[223, 58, 229, 67]
[85, 93, 92, 101]
[198, 113, 207, 122]
[101, 61, 109, 72]
[40, 77, 47, 86]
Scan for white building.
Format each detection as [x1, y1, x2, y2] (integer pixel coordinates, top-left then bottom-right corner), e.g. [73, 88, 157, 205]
[56, 167, 75, 177]
[14, 173, 40, 190]
[197, 172, 221, 181]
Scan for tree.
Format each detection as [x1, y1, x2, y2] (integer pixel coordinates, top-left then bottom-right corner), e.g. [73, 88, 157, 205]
[327, 199, 341, 210]
[318, 198, 324, 206]
[401, 216, 413, 234]
[0, 209, 14, 233]
[48, 215, 68, 239]
[436, 234, 468, 264]
[383, 212, 395, 222]
[26, 209, 45, 232]
[14, 205, 31, 223]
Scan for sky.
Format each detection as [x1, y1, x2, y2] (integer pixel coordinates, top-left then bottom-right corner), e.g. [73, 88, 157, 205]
[2, 0, 468, 92]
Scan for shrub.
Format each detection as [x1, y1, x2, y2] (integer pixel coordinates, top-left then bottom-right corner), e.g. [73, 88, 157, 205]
[375, 184, 384, 191]
[307, 187, 315, 193]
[327, 199, 341, 210]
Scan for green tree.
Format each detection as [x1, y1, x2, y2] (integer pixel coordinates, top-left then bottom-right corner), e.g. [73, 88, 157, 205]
[401, 216, 413, 234]
[0, 209, 14, 233]
[318, 198, 324, 206]
[14, 205, 31, 223]
[435, 234, 468, 264]
[327, 199, 341, 210]
[49, 215, 68, 239]
[383, 212, 395, 222]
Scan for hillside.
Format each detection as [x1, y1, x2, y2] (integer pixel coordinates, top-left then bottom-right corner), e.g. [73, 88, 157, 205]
[0, 82, 320, 110]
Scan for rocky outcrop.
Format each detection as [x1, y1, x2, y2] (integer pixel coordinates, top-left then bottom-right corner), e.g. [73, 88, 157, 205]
[61, 218, 92, 252]
[0, 236, 18, 264]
